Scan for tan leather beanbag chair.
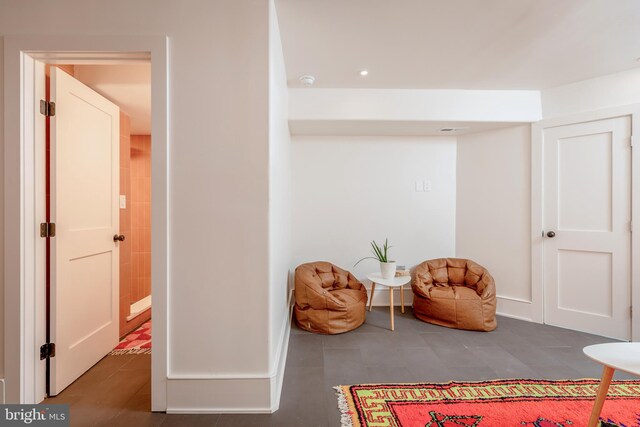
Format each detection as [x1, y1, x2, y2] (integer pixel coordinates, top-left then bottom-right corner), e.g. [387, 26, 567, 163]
[294, 262, 368, 334]
[412, 258, 497, 332]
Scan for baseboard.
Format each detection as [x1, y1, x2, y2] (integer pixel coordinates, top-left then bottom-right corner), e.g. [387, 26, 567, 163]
[496, 296, 536, 322]
[166, 306, 292, 414]
[166, 377, 273, 413]
[270, 306, 292, 412]
[167, 407, 273, 414]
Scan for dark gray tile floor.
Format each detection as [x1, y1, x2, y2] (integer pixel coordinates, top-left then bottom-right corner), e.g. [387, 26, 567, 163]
[46, 308, 632, 426]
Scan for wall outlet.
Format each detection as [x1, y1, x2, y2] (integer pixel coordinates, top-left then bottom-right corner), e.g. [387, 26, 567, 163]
[119, 195, 127, 209]
[424, 180, 432, 192]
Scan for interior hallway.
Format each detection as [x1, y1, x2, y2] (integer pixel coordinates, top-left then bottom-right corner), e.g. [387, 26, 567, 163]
[45, 309, 629, 427]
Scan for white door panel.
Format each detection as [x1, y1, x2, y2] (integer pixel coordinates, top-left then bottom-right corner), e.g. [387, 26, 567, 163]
[50, 68, 120, 395]
[556, 250, 612, 317]
[543, 116, 631, 340]
[557, 132, 612, 232]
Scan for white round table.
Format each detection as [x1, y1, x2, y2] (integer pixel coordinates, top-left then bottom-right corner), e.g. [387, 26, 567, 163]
[367, 273, 411, 331]
[583, 342, 640, 427]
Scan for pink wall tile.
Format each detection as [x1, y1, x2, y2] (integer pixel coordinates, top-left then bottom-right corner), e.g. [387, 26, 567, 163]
[119, 113, 132, 337]
[130, 135, 152, 304]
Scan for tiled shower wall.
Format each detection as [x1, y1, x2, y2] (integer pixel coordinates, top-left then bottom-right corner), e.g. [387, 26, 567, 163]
[130, 135, 152, 303]
[119, 113, 134, 337]
[119, 121, 151, 337]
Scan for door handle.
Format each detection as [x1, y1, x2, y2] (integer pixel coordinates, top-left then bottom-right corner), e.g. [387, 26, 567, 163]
[113, 234, 125, 242]
[546, 231, 556, 238]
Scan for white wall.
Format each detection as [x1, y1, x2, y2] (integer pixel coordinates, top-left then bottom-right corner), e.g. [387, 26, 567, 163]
[456, 125, 533, 320]
[292, 136, 456, 304]
[0, 0, 278, 412]
[542, 68, 640, 119]
[268, 0, 291, 410]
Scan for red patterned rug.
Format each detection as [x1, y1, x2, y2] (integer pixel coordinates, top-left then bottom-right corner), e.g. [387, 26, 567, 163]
[109, 321, 151, 355]
[335, 379, 640, 427]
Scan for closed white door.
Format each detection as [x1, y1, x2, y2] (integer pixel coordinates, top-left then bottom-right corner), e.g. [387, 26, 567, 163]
[49, 68, 120, 395]
[543, 116, 631, 340]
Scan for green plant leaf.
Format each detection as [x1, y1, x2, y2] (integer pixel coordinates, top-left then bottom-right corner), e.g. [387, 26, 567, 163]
[354, 256, 379, 267]
[383, 238, 388, 260]
[370, 241, 380, 259]
[371, 240, 386, 262]
[357, 238, 392, 265]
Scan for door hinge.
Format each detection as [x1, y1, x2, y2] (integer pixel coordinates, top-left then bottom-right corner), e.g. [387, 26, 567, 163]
[631, 135, 634, 148]
[40, 222, 56, 238]
[40, 343, 56, 360]
[39, 100, 55, 117]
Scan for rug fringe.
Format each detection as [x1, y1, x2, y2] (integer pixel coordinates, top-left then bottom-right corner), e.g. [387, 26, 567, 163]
[334, 386, 354, 427]
[109, 348, 151, 356]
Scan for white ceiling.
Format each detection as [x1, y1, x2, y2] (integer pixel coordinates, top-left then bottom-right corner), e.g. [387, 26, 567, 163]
[275, 0, 640, 90]
[74, 64, 151, 134]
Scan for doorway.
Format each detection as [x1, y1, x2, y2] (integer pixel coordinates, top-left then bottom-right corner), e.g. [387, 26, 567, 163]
[44, 64, 153, 396]
[4, 37, 168, 410]
[540, 116, 632, 340]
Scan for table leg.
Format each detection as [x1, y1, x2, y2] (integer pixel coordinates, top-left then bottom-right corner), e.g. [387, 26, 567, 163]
[587, 366, 615, 427]
[389, 287, 394, 331]
[368, 282, 376, 312]
[400, 285, 405, 313]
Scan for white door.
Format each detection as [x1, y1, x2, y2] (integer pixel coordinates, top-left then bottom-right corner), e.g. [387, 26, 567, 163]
[543, 116, 632, 340]
[49, 68, 120, 395]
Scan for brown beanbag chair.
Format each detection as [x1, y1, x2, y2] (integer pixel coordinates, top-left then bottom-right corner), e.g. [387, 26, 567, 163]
[412, 258, 497, 332]
[294, 262, 368, 334]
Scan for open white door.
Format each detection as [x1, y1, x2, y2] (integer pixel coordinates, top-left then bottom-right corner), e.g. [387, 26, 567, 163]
[543, 116, 631, 340]
[49, 68, 120, 395]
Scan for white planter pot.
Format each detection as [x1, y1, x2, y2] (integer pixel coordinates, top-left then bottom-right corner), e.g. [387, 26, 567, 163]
[380, 261, 397, 279]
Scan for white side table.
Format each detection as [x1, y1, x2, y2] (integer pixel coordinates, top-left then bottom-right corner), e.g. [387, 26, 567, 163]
[367, 273, 411, 331]
[583, 342, 640, 427]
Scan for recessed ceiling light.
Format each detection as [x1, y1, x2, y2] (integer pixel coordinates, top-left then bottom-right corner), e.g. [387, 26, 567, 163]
[299, 75, 316, 86]
[360, 69, 369, 76]
[440, 127, 468, 132]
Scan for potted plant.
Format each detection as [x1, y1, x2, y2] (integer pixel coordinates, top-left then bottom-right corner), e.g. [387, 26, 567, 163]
[355, 238, 396, 279]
